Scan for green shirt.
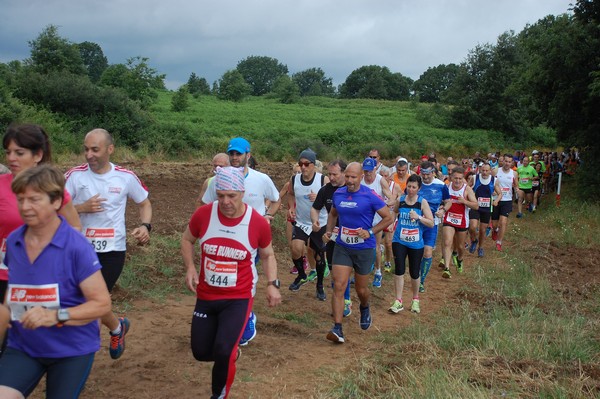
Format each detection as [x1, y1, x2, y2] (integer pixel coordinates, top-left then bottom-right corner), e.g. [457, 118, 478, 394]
[517, 165, 538, 189]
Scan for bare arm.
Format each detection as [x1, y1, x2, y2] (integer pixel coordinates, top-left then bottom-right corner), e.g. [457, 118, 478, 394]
[258, 244, 281, 307]
[195, 178, 210, 209]
[59, 200, 82, 231]
[131, 198, 152, 245]
[181, 227, 199, 293]
[19, 270, 111, 329]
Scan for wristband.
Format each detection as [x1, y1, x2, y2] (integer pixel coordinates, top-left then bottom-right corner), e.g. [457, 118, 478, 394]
[368, 228, 374, 237]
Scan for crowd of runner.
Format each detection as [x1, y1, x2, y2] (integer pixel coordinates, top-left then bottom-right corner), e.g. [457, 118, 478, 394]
[0, 124, 579, 399]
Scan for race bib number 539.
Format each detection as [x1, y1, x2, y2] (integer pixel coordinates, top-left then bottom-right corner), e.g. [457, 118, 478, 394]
[85, 228, 115, 252]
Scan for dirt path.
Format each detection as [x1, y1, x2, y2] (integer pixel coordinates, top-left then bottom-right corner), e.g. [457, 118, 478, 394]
[31, 161, 575, 398]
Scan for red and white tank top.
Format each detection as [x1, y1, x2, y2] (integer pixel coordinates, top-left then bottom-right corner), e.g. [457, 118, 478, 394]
[197, 204, 258, 300]
[444, 183, 469, 229]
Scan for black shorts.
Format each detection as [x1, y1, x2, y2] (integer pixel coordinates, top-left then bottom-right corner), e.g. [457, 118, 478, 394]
[492, 200, 513, 220]
[468, 209, 491, 224]
[97, 251, 127, 292]
[442, 223, 468, 232]
[332, 245, 375, 275]
[292, 225, 326, 252]
[519, 188, 532, 194]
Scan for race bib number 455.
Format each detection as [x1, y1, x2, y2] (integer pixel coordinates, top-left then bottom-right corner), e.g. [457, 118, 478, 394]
[204, 258, 238, 288]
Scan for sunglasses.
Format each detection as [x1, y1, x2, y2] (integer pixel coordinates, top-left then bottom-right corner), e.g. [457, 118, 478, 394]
[298, 161, 312, 167]
[369, 156, 379, 159]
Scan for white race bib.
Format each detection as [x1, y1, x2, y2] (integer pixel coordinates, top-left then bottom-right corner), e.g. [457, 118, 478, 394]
[400, 228, 420, 243]
[532, 180, 540, 187]
[296, 222, 312, 235]
[85, 228, 115, 252]
[7, 283, 60, 321]
[330, 226, 339, 241]
[204, 258, 238, 288]
[521, 177, 530, 184]
[478, 197, 491, 208]
[445, 212, 463, 226]
[340, 226, 364, 245]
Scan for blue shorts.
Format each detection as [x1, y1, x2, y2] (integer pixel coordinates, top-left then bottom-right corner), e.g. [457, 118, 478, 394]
[332, 245, 375, 275]
[0, 347, 95, 399]
[422, 224, 438, 248]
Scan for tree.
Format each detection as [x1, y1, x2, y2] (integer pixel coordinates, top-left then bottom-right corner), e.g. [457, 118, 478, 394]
[217, 70, 251, 102]
[27, 25, 85, 75]
[171, 85, 189, 111]
[292, 68, 334, 96]
[100, 56, 165, 107]
[236, 56, 288, 96]
[339, 65, 411, 100]
[413, 64, 460, 103]
[78, 41, 108, 83]
[187, 72, 210, 95]
[273, 75, 300, 103]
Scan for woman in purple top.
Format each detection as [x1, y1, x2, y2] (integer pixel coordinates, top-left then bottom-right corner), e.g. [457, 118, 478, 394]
[0, 165, 111, 399]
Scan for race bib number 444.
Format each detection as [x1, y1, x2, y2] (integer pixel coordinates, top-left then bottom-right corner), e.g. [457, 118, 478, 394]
[204, 258, 238, 288]
[85, 228, 115, 252]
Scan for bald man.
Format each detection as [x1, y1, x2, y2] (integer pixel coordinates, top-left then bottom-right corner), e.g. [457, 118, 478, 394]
[196, 153, 230, 208]
[65, 128, 153, 360]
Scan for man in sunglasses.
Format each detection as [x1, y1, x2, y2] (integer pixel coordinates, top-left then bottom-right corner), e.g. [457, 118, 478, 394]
[196, 153, 229, 208]
[288, 148, 330, 292]
[368, 148, 383, 174]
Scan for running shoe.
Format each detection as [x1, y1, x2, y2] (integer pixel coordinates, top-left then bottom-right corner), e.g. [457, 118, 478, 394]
[316, 285, 326, 301]
[239, 312, 257, 346]
[491, 229, 498, 241]
[359, 306, 372, 330]
[109, 317, 130, 360]
[442, 268, 451, 279]
[438, 258, 445, 269]
[372, 273, 382, 288]
[388, 299, 404, 314]
[289, 276, 308, 291]
[419, 283, 425, 293]
[485, 226, 492, 238]
[326, 325, 345, 343]
[456, 259, 464, 273]
[343, 300, 352, 317]
[468, 240, 478, 254]
[478, 248, 484, 257]
[306, 269, 317, 282]
[452, 253, 458, 268]
[516, 213, 523, 218]
[290, 265, 298, 274]
[410, 299, 421, 314]
[384, 261, 392, 273]
[496, 243, 502, 251]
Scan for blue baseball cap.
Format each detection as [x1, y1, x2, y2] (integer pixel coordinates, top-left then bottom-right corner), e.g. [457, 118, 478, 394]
[362, 157, 376, 171]
[227, 137, 251, 154]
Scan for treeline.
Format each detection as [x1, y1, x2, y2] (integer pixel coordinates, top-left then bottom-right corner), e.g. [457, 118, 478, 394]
[0, 1, 598, 198]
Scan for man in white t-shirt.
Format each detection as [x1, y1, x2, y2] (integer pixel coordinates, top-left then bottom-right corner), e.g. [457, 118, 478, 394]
[201, 137, 280, 346]
[65, 128, 153, 360]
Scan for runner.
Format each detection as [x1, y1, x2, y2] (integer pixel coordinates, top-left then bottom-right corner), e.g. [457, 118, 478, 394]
[201, 137, 280, 346]
[491, 154, 519, 251]
[182, 166, 281, 399]
[440, 167, 478, 278]
[388, 174, 434, 314]
[467, 163, 500, 257]
[0, 165, 111, 399]
[324, 162, 393, 343]
[65, 128, 153, 359]
[287, 149, 329, 293]
[516, 155, 538, 218]
[311, 160, 347, 303]
[277, 164, 307, 274]
[367, 148, 383, 174]
[195, 153, 230, 208]
[379, 165, 400, 274]
[391, 159, 410, 193]
[417, 161, 446, 292]
[361, 157, 394, 288]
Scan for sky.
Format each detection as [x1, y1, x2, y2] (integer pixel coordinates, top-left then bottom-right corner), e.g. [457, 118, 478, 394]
[0, 0, 571, 90]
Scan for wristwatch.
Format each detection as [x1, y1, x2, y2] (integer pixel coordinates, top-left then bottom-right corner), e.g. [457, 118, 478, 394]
[267, 279, 281, 289]
[56, 308, 70, 326]
[141, 223, 152, 232]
